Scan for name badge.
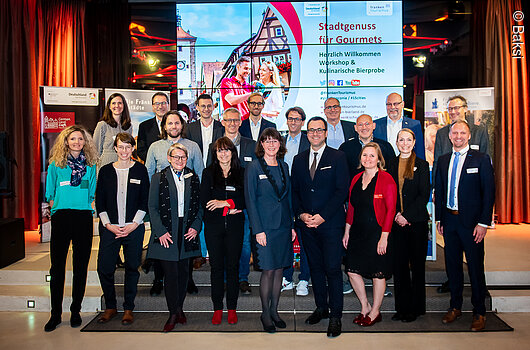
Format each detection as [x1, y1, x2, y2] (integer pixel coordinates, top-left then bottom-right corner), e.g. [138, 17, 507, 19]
[320, 166, 332, 170]
[414, 167, 417, 171]
[467, 168, 479, 174]
[60, 181, 70, 187]
[259, 174, 268, 180]
[470, 144, 480, 150]
[244, 157, 252, 162]
[184, 173, 193, 179]
[130, 179, 141, 184]
[374, 194, 383, 199]
[226, 186, 236, 192]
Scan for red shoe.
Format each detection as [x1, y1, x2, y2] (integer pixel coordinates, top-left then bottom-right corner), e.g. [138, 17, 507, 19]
[353, 313, 366, 325]
[212, 310, 223, 325]
[227, 309, 238, 324]
[360, 313, 382, 327]
[176, 310, 187, 324]
[163, 314, 178, 332]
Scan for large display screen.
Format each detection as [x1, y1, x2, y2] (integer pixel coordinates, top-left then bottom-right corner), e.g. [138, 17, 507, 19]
[133, 1, 403, 129]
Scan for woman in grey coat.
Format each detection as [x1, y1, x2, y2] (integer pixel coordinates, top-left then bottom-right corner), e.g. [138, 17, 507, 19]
[147, 143, 202, 332]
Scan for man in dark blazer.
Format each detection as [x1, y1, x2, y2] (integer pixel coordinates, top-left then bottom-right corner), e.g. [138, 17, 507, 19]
[186, 93, 224, 166]
[435, 120, 494, 332]
[239, 92, 276, 141]
[339, 114, 395, 180]
[323, 97, 357, 149]
[137, 92, 169, 162]
[374, 92, 426, 160]
[291, 116, 350, 337]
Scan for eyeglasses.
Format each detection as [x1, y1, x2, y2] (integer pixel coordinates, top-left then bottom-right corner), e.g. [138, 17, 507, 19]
[223, 119, 240, 124]
[169, 155, 187, 161]
[385, 101, 402, 107]
[286, 117, 303, 122]
[447, 105, 465, 112]
[248, 101, 264, 107]
[263, 139, 279, 145]
[307, 128, 326, 134]
[153, 101, 168, 107]
[324, 105, 340, 111]
[198, 104, 213, 109]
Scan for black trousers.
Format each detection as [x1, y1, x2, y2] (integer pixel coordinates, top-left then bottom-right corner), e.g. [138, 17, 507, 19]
[204, 219, 244, 310]
[49, 209, 93, 317]
[391, 221, 428, 315]
[443, 212, 487, 315]
[97, 223, 144, 310]
[160, 259, 189, 314]
[301, 226, 344, 318]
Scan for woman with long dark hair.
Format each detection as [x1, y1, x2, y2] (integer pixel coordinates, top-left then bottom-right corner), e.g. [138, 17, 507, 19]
[201, 137, 245, 325]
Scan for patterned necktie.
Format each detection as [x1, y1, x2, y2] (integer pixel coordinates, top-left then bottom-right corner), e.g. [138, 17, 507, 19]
[448, 151, 460, 208]
[310, 152, 318, 180]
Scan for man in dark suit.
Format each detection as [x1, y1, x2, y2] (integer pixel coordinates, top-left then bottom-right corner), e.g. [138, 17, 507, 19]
[374, 92, 426, 160]
[435, 120, 495, 332]
[186, 93, 224, 167]
[206, 107, 256, 295]
[291, 116, 350, 337]
[339, 114, 395, 180]
[323, 97, 357, 149]
[239, 92, 276, 141]
[137, 92, 169, 162]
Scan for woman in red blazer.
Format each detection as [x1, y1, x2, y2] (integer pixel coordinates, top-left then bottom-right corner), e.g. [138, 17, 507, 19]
[342, 142, 397, 327]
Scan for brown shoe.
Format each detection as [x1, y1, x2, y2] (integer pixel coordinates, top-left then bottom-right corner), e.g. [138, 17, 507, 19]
[442, 308, 462, 324]
[471, 314, 486, 331]
[122, 310, 134, 325]
[97, 308, 117, 323]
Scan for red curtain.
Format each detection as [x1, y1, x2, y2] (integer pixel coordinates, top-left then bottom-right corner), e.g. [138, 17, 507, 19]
[472, 0, 530, 223]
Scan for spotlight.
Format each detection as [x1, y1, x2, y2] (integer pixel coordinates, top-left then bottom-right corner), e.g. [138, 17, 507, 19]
[45, 275, 51, 282]
[412, 56, 426, 68]
[27, 300, 35, 308]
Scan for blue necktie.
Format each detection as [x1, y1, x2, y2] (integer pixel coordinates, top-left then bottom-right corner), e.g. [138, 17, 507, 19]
[175, 171, 182, 179]
[448, 151, 460, 208]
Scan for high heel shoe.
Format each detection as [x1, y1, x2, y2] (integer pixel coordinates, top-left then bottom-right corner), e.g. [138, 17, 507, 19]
[360, 313, 382, 327]
[176, 310, 187, 324]
[163, 314, 178, 332]
[227, 309, 238, 324]
[260, 315, 276, 333]
[212, 310, 222, 325]
[353, 313, 366, 325]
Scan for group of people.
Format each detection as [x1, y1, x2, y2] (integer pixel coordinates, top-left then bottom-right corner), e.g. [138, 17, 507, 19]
[44, 87, 494, 336]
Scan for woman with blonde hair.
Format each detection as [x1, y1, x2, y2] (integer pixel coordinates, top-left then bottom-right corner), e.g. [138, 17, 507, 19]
[44, 125, 98, 332]
[254, 61, 284, 118]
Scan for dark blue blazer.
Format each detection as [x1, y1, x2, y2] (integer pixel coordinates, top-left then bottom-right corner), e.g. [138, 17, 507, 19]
[239, 117, 276, 140]
[283, 132, 310, 155]
[137, 117, 160, 162]
[186, 119, 225, 154]
[206, 135, 256, 168]
[374, 116, 426, 160]
[291, 146, 350, 229]
[340, 120, 358, 142]
[338, 136, 396, 180]
[434, 149, 495, 229]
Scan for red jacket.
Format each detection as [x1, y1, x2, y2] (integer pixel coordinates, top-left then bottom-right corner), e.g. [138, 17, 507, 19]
[346, 170, 397, 233]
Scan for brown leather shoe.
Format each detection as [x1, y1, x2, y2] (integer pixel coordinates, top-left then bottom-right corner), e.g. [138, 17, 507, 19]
[122, 310, 134, 325]
[97, 308, 117, 323]
[471, 314, 486, 331]
[442, 308, 462, 324]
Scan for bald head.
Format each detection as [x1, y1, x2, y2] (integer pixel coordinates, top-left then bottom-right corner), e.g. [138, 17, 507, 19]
[355, 114, 376, 143]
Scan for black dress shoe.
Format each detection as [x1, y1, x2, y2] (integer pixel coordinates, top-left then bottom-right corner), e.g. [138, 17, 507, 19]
[70, 312, 82, 327]
[44, 316, 61, 332]
[305, 308, 329, 325]
[150, 280, 163, 296]
[187, 279, 198, 294]
[327, 317, 342, 337]
[272, 317, 287, 329]
[260, 315, 276, 333]
[401, 313, 417, 323]
[437, 280, 450, 293]
[391, 312, 403, 321]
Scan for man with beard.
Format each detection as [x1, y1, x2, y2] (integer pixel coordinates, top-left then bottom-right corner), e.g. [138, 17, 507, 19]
[239, 93, 276, 141]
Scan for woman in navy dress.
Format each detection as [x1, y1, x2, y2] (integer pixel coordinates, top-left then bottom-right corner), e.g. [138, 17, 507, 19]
[245, 128, 296, 333]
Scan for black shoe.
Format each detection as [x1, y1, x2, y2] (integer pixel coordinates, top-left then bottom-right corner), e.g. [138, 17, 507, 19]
[391, 312, 403, 321]
[437, 280, 450, 293]
[401, 313, 417, 323]
[271, 316, 287, 329]
[187, 279, 198, 294]
[44, 316, 61, 332]
[260, 315, 276, 333]
[239, 281, 251, 295]
[70, 312, 82, 328]
[327, 317, 342, 337]
[305, 308, 329, 325]
[150, 280, 163, 296]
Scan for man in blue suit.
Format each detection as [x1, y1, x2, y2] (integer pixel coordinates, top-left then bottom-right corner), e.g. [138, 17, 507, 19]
[435, 120, 495, 332]
[374, 92, 425, 160]
[239, 93, 276, 141]
[291, 117, 350, 337]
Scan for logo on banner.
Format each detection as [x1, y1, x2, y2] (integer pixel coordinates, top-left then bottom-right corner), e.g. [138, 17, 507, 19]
[350, 79, 361, 86]
[42, 112, 75, 133]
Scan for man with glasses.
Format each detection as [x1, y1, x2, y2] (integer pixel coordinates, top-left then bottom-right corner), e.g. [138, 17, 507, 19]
[186, 93, 224, 167]
[206, 108, 257, 295]
[374, 92, 425, 159]
[323, 97, 357, 149]
[239, 93, 276, 141]
[291, 116, 350, 337]
[281, 107, 311, 296]
[137, 92, 170, 162]
[220, 56, 254, 120]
